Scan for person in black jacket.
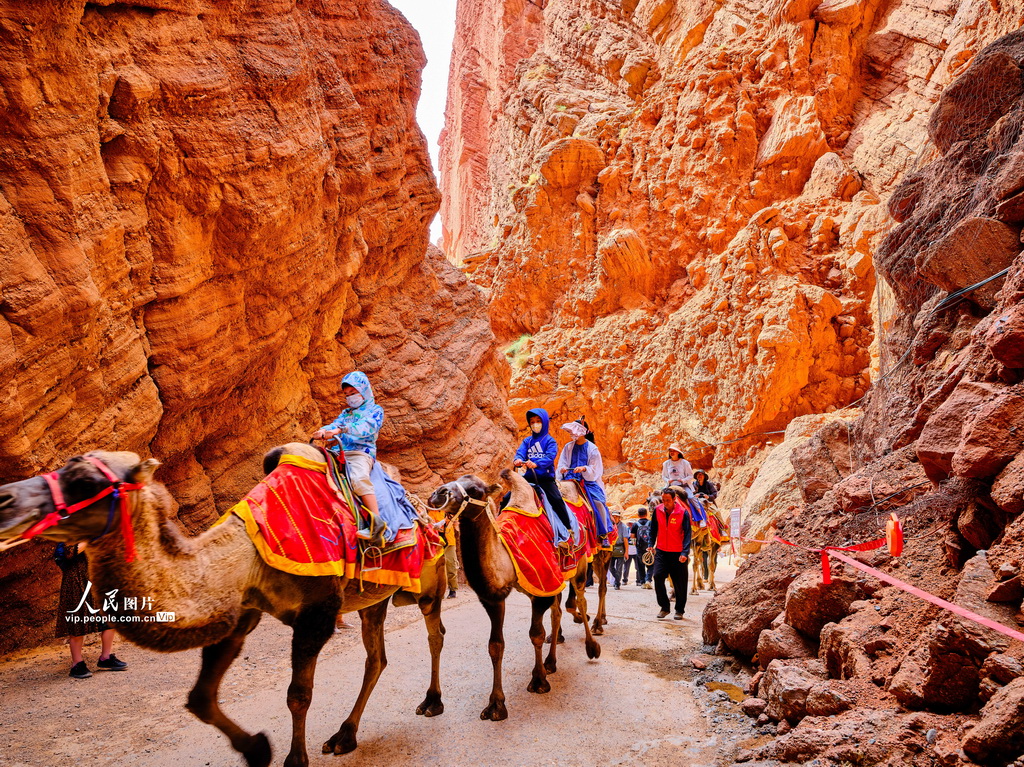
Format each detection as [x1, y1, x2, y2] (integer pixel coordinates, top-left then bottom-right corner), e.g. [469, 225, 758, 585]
[649, 489, 692, 620]
[693, 469, 718, 503]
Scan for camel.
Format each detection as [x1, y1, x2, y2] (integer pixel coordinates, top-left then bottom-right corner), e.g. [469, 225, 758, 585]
[690, 499, 725, 593]
[0, 445, 446, 767]
[554, 478, 612, 638]
[426, 469, 599, 721]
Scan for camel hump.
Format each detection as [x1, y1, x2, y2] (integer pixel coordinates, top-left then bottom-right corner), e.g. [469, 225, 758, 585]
[262, 442, 323, 475]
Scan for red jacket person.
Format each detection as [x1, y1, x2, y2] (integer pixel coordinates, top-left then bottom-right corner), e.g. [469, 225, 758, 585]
[649, 488, 692, 619]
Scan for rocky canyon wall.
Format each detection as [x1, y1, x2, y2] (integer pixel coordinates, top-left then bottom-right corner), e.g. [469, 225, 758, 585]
[703, 27, 1024, 764]
[0, 1, 514, 655]
[440, 0, 1022, 484]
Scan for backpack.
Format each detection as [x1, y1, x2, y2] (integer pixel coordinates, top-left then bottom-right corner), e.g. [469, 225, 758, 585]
[633, 519, 651, 548]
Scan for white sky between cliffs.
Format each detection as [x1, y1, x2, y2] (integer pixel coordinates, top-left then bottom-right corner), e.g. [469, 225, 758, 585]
[387, 0, 458, 247]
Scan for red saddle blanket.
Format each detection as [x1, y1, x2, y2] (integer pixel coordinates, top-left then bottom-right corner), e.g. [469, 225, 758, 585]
[694, 509, 729, 546]
[224, 454, 443, 591]
[496, 493, 600, 598]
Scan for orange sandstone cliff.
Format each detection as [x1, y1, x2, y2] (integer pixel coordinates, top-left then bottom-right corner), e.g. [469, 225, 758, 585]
[440, 0, 1021, 485]
[0, 1, 514, 654]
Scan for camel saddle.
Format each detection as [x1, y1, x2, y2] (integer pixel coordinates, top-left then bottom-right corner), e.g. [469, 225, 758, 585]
[221, 453, 443, 591]
[495, 492, 597, 598]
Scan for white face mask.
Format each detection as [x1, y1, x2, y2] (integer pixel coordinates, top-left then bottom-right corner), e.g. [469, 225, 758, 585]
[346, 393, 365, 408]
[531, 422, 543, 434]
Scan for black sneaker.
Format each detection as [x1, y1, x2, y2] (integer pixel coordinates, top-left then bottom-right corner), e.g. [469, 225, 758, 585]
[657, 610, 669, 619]
[97, 654, 128, 671]
[446, 589, 457, 599]
[69, 661, 92, 679]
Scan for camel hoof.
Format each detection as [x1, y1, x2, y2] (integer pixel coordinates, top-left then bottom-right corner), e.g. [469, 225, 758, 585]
[544, 657, 557, 674]
[592, 624, 604, 636]
[416, 698, 445, 717]
[322, 725, 357, 755]
[283, 751, 309, 767]
[586, 640, 601, 660]
[243, 732, 272, 767]
[480, 700, 508, 721]
[572, 614, 584, 624]
[527, 676, 551, 694]
[600, 616, 608, 625]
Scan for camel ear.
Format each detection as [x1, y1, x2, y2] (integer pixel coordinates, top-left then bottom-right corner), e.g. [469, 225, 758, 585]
[485, 482, 503, 499]
[128, 458, 160, 485]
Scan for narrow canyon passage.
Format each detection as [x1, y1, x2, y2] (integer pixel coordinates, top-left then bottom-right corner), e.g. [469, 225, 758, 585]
[2, 1, 1024, 766]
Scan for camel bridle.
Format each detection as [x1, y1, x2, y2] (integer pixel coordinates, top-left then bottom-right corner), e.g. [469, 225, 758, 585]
[2, 456, 144, 562]
[426, 482, 487, 526]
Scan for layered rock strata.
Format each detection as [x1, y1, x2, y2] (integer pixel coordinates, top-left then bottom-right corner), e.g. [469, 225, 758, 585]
[706, 28, 1024, 765]
[0, 1, 514, 654]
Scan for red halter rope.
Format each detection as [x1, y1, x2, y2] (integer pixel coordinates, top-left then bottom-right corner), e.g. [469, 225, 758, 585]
[19, 456, 144, 562]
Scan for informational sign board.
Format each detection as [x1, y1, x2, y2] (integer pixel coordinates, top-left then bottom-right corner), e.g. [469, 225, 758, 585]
[730, 508, 742, 539]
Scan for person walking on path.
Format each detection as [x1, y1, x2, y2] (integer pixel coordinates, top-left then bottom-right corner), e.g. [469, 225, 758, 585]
[649, 489, 692, 619]
[55, 543, 127, 679]
[608, 510, 629, 589]
[630, 507, 654, 587]
[662, 444, 695, 493]
[623, 524, 637, 585]
[444, 522, 459, 599]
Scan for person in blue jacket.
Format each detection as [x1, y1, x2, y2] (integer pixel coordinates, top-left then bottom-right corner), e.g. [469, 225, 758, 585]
[514, 408, 573, 544]
[313, 371, 384, 521]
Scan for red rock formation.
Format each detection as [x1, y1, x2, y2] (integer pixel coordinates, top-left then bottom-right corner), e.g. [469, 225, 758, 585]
[0, 1, 514, 654]
[706, 27, 1024, 764]
[440, 0, 1023, 488]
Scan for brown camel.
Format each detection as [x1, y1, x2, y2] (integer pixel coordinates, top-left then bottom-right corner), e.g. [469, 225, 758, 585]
[0, 444, 446, 767]
[426, 469, 599, 721]
[555, 478, 611, 638]
[690, 500, 725, 593]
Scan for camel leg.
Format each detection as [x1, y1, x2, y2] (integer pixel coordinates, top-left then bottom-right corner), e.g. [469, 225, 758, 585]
[322, 600, 389, 756]
[415, 585, 446, 718]
[570, 572, 601, 660]
[480, 600, 508, 721]
[185, 610, 271, 767]
[592, 554, 609, 634]
[565, 585, 582, 624]
[527, 595, 554, 693]
[283, 604, 337, 767]
[545, 594, 561, 674]
[546, 591, 566, 644]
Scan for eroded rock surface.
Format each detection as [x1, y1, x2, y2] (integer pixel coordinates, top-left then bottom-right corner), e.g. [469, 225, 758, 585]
[0, 1, 515, 654]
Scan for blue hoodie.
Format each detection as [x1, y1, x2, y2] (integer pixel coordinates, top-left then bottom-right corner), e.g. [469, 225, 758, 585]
[514, 408, 558, 480]
[322, 371, 384, 458]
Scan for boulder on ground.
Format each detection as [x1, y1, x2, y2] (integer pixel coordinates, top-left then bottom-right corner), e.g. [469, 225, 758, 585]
[761, 659, 826, 723]
[887, 622, 985, 711]
[804, 682, 854, 716]
[757, 623, 818, 669]
[963, 677, 1024, 764]
[785, 573, 866, 638]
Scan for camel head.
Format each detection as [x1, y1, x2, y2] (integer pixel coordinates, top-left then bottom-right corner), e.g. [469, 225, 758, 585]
[0, 451, 160, 544]
[427, 475, 500, 520]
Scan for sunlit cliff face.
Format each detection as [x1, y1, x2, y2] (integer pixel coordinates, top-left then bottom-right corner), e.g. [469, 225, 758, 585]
[440, 0, 1023, 486]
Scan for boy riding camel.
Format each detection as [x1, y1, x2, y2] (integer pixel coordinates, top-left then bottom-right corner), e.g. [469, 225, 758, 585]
[312, 371, 384, 529]
[513, 408, 575, 548]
